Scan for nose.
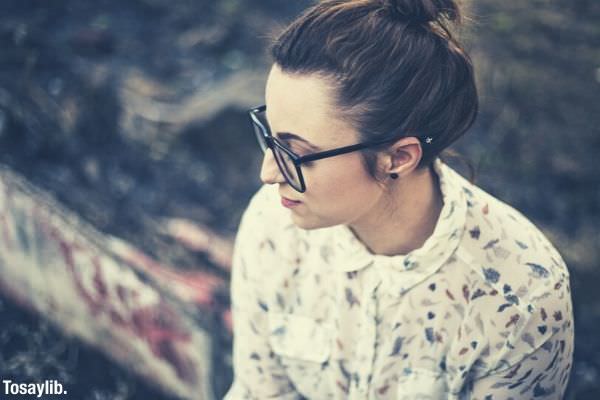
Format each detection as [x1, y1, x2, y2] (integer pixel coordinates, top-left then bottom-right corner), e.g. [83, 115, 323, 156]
[259, 150, 286, 185]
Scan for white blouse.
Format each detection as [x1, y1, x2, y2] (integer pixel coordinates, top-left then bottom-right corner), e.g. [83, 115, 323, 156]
[224, 157, 574, 400]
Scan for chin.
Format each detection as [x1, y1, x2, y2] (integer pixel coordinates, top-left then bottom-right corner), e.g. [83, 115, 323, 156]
[290, 216, 318, 230]
[290, 212, 338, 231]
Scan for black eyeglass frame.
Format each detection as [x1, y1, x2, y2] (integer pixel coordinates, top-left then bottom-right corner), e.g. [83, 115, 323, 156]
[249, 104, 427, 193]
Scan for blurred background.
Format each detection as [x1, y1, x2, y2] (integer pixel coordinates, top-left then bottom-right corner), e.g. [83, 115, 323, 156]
[0, 0, 597, 399]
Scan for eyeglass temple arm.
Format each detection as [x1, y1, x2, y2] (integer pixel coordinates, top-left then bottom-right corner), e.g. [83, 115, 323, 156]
[296, 138, 395, 163]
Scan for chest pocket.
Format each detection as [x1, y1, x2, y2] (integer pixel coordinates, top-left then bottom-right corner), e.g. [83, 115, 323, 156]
[395, 368, 449, 400]
[268, 312, 333, 363]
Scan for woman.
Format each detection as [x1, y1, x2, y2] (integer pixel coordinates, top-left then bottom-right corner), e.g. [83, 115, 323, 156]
[225, 0, 574, 399]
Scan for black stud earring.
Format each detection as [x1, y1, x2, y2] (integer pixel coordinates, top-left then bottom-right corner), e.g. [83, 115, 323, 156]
[390, 173, 398, 179]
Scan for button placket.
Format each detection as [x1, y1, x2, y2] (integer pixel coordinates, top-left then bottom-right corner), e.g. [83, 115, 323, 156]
[349, 269, 382, 400]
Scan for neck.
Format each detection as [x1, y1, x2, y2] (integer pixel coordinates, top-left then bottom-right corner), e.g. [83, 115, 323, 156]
[347, 164, 444, 256]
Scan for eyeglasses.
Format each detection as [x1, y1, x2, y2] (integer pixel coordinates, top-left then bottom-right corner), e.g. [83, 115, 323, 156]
[248, 104, 432, 193]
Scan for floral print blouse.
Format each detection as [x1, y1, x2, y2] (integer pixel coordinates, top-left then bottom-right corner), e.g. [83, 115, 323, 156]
[224, 157, 574, 400]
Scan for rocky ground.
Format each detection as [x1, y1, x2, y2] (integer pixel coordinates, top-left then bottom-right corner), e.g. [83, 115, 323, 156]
[0, 0, 598, 398]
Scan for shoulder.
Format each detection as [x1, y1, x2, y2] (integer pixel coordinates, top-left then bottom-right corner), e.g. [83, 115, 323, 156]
[233, 184, 296, 276]
[456, 174, 570, 299]
[444, 173, 573, 387]
[239, 184, 287, 224]
[440, 161, 570, 301]
[236, 184, 293, 239]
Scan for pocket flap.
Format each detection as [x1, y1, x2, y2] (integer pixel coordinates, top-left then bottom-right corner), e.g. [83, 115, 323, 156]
[268, 312, 332, 363]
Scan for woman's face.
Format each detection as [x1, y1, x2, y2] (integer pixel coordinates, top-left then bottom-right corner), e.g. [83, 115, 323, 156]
[261, 64, 387, 230]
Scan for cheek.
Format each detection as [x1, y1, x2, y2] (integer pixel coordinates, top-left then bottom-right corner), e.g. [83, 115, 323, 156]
[302, 157, 379, 219]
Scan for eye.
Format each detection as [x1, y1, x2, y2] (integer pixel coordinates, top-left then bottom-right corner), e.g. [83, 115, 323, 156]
[283, 140, 303, 153]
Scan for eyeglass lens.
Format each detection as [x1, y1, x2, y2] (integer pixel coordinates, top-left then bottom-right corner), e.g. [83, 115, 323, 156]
[252, 111, 303, 192]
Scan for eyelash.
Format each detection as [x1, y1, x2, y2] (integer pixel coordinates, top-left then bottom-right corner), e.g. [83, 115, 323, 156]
[282, 140, 303, 154]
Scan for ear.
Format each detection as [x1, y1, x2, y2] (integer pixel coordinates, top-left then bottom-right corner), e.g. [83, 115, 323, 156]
[375, 136, 423, 178]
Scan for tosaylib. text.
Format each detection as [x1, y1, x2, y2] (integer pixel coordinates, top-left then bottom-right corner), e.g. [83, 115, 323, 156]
[3, 379, 67, 397]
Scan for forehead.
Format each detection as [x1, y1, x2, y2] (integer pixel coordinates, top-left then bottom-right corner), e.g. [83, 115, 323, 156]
[265, 65, 333, 114]
[264, 65, 356, 146]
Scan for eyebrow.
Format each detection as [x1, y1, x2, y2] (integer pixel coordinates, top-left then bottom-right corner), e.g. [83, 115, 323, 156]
[275, 132, 321, 151]
[264, 111, 321, 151]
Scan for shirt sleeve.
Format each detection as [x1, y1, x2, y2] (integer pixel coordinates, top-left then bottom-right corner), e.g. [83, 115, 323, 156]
[223, 189, 303, 400]
[458, 276, 574, 400]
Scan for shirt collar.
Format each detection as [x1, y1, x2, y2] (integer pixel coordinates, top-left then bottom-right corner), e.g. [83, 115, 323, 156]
[330, 157, 468, 297]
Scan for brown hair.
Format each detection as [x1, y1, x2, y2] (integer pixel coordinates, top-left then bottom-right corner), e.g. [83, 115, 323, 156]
[268, 0, 479, 183]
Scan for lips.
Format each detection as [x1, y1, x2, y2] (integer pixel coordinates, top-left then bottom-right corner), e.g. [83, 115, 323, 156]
[281, 196, 302, 208]
[281, 196, 301, 203]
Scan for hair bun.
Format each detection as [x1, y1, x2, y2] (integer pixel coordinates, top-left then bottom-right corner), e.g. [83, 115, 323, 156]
[382, 0, 461, 25]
